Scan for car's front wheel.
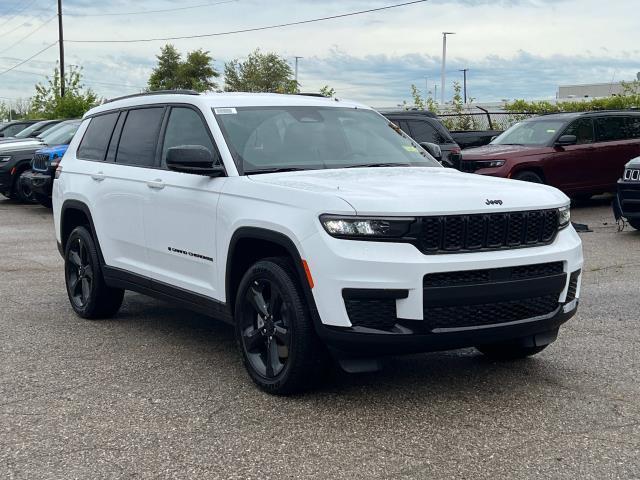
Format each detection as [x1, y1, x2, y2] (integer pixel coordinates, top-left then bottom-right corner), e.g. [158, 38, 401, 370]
[64, 226, 124, 319]
[15, 169, 36, 204]
[513, 170, 544, 184]
[234, 257, 327, 395]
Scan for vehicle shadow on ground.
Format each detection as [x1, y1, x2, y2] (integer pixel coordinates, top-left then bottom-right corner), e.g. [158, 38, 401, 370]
[113, 292, 568, 403]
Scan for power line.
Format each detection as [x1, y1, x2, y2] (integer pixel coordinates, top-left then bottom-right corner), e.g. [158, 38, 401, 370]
[0, 14, 57, 55]
[0, 42, 57, 77]
[65, 0, 238, 17]
[7, 68, 146, 90]
[66, 0, 429, 43]
[0, 0, 42, 30]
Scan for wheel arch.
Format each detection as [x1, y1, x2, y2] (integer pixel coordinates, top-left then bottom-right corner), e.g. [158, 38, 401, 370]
[510, 165, 547, 183]
[225, 227, 321, 328]
[60, 200, 105, 264]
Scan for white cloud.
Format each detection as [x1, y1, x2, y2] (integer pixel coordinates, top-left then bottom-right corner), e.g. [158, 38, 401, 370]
[0, 0, 638, 106]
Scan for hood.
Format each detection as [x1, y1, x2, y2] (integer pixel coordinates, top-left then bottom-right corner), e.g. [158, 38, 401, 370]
[461, 144, 549, 159]
[248, 167, 568, 215]
[0, 138, 43, 152]
[36, 144, 69, 158]
[626, 156, 640, 168]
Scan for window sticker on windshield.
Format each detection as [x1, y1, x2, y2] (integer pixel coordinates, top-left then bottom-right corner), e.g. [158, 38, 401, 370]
[215, 107, 237, 115]
[546, 129, 556, 133]
[403, 145, 419, 152]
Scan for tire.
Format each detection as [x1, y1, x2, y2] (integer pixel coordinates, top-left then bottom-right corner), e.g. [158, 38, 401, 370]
[234, 257, 327, 395]
[15, 169, 37, 204]
[628, 219, 640, 231]
[476, 342, 548, 360]
[513, 171, 544, 184]
[64, 226, 124, 319]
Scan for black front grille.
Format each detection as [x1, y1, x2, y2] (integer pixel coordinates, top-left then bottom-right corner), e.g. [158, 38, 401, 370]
[416, 210, 559, 254]
[424, 262, 563, 288]
[344, 298, 397, 330]
[31, 153, 49, 172]
[423, 295, 559, 331]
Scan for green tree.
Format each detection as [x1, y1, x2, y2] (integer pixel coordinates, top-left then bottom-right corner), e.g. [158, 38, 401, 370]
[403, 84, 438, 113]
[31, 65, 98, 119]
[147, 44, 219, 92]
[224, 49, 297, 93]
[319, 85, 336, 98]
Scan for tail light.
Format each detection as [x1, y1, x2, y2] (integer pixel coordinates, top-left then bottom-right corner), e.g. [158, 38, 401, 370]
[54, 165, 62, 179]
[451, 147, 461, 155]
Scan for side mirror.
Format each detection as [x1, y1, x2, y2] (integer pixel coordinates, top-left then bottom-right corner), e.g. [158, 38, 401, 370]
[555, 135, 577, 147]
[419, 142, 442, 161]
[166, 145, 225, 177]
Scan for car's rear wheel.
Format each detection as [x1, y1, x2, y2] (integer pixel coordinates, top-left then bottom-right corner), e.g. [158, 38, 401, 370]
[476, 342, 548, 360]
[15, 169, 36, 204]
[64, 226, 124, 319]
[235, 257, 327, 395]
[513, 171, 544, 184]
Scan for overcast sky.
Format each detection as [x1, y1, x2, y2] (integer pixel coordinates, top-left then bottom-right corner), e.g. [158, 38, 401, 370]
[0, 0, 638, 107]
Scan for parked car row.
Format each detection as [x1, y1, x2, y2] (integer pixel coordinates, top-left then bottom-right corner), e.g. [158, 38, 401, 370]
[0, 119, 80, 204]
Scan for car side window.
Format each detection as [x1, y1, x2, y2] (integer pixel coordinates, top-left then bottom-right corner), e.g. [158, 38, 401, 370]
[77, 113, 119, 161]
[626, 116, 640, 139]
[562, 118, 594, 145]
[161, 107, 217, 167]
[595, 116, 630, 142]
[407, 120, 443, 144]
[115, 107, 165, 167]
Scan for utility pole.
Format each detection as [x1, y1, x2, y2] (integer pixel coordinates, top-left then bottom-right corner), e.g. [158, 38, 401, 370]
[440, 32, 455, 104]
[459, 68, 469, 103]
[294, 56, 303, 86]
[57, 0, 65, 97]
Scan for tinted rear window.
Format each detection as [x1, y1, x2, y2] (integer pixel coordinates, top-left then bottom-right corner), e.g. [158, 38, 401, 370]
[595, 116, 638, 142]
[116, 108, 164, 167]
[77, 113, 119, 161]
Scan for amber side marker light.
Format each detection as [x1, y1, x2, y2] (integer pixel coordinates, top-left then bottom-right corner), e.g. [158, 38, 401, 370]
[302, 260, 314, 289]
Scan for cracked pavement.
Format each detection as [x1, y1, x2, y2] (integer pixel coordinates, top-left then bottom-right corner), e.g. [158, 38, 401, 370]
[0, 196, 639, 479]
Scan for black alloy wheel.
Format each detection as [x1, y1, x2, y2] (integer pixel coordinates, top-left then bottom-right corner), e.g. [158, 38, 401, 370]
[66, 235, 94, 309]
[64, 226, 124, 319]
[240, 278, 292, 379]
[16, 170, 36, 203]
[235, 258, 327, 394]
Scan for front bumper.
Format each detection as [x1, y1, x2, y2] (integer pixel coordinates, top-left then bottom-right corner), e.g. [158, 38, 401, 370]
[318, 302, 577, 356]
[302, 225, 583, 352]
[22, 170, 53, 198]
[0, 168, 12, 194]
[617, 179, 640, 219]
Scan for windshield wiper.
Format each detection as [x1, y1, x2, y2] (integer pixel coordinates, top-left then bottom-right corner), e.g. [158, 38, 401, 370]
[245, 167, 307, 174]
[345, 163, 412, 168]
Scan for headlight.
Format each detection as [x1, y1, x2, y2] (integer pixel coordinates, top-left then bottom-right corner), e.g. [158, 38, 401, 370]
[320, 215, 414, 239]
[558, 205, 571, 229]
[475, 160, 505, 168]
[0, 156, 11, 164]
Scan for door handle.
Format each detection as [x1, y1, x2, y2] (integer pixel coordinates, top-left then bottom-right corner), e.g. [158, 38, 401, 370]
[91, 172, 105, 181]
[146, 179, 165, 190]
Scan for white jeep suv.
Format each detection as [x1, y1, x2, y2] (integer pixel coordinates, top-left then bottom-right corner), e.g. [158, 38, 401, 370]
[53, 91, 583, 394]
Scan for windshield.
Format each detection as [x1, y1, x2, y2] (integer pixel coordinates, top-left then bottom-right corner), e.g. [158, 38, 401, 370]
[214, 106, 441, 173]
[492, 119, 565, 146]
[41, 121, 80, 146]
[14, 122, 47, 138]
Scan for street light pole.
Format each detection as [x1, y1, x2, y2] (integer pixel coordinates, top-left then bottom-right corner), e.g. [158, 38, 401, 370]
[459, 68, 469, 103]
[294, 56, 303, 86]
[440, 32, 455, 104]
[57, 0, 65, 97]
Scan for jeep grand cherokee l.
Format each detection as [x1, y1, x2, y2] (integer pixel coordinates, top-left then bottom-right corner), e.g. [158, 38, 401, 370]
[461, 111, 640, 198]
[53, 91, 583, 394]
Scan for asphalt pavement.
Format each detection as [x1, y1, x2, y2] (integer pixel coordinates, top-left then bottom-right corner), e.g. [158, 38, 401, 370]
[1, 196, 639, 479]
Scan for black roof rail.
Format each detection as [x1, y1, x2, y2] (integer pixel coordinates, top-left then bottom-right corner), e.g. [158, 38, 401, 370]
[295, 93, 329, 98]
[105, 89, 200, 104]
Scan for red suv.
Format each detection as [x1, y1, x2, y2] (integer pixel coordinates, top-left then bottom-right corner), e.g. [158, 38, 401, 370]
[460, 111, 640, 197]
